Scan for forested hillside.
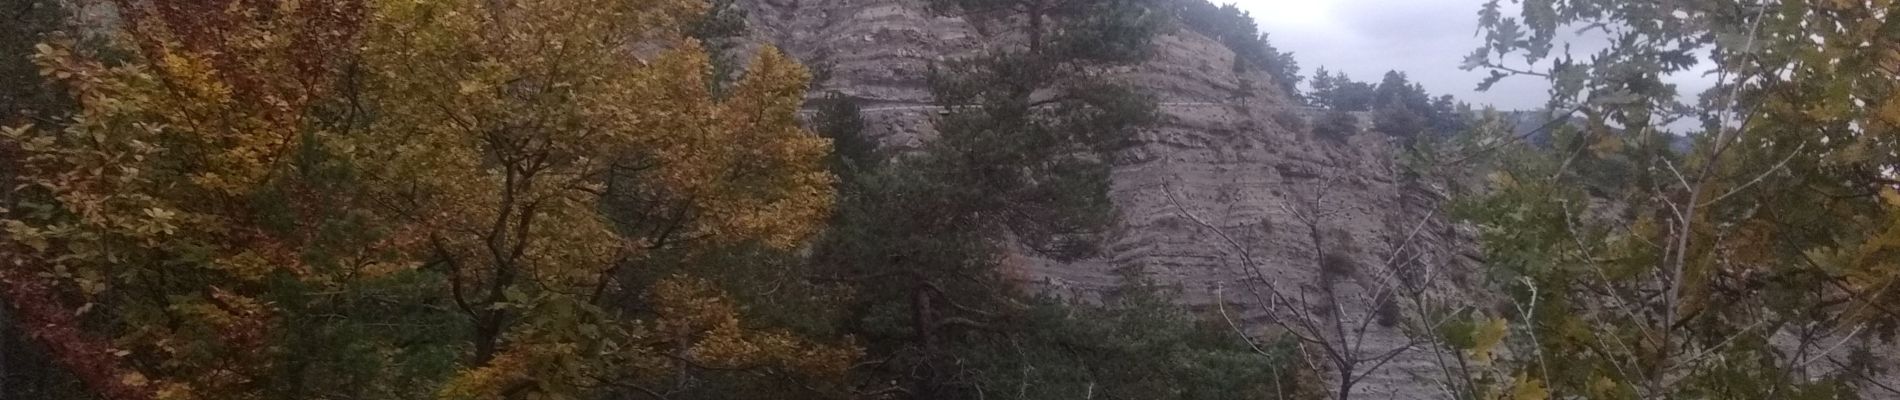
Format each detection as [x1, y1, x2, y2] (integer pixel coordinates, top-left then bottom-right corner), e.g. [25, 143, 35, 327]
[2, 0, 1897, 399]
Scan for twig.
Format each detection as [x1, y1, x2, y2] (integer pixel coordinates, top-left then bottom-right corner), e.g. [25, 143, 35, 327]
[1696, 142, 1805, 208]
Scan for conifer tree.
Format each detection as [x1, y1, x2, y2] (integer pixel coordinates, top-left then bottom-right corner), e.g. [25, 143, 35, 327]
[806, 0, 1184, 397]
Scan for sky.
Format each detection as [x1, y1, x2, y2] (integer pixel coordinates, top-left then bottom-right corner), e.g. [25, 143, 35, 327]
[1232, 0, 1547, 109]
[1230, 0, 1717, 112]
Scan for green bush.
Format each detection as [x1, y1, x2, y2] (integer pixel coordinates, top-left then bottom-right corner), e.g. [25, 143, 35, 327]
[1314, 110, 1360, 143]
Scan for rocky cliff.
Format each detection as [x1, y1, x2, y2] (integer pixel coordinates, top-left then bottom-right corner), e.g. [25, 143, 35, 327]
[742, 0, 1477, 397]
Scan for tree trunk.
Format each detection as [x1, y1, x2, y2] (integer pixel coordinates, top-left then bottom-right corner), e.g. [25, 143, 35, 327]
[0, 301, 9, 397]
[911, 284, 939, 400]
[473, 311, 504, 364]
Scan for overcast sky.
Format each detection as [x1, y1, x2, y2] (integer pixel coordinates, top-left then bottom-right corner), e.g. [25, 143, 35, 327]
[1230, 0, 1718, 113]
[1230, 0, 1545, 108]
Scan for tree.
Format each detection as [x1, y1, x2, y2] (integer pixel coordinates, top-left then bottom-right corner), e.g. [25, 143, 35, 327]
[0, 0, 851, 398]
[1370, 71, 1469, 146]
[2, 0, 374, 396]
[803, 0, 1177, 397]
[1314, 109, 1362, 143]
[1309, 68, 1377, 112]
[1175, 0, 1303, 100]
[1167, 171, 1443, 400]
[1452, 0, 1900, 398]
[0, 0, 73, 127]
[686, 0, 750, 92]
[0, 2, 86, 395]
[960, 268, 1309, 400]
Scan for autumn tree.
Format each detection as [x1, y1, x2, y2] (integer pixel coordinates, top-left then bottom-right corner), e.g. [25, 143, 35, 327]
[1, 0, 850, 399]
[355, 0, 858, 396]
[1448, 0, 1900, 398]
[0, 1, 83, 394]
[0, 0, 378, 396]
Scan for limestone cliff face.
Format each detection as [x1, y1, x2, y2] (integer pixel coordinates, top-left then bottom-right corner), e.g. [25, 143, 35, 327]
[742, 0, 1477, 397]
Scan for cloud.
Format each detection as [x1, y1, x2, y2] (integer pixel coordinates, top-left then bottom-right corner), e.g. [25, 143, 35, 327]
[1233, 0, 1552, 109]
[1226, 0, 1716, 120]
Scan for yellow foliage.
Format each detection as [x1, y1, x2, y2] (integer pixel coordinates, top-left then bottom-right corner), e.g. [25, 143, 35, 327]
[436, 344, 543, 400]
[1487, 171, 1518, 189]
[1586, 133, 1623, 157]
[0, 5, 362, 395]
[1589, 375, 1619, 398]
[1471, 317, 1509, 366]
[647, 276, 858, 380]
[4, 0, 840, 396]
[346, 0, 843, 395]
[431, 276, 858, 400]
[1503, 372, 1549, 400]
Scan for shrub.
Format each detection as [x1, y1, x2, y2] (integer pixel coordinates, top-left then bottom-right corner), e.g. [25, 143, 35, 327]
[1272, 108, 1308, 133]
[1314, 110, 1360, 143]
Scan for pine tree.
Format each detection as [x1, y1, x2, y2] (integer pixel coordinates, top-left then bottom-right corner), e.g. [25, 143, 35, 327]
[805, 0, 1185, 397]
[1309, 68, 1376, 112]
[1174, 0, 1303, 100]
